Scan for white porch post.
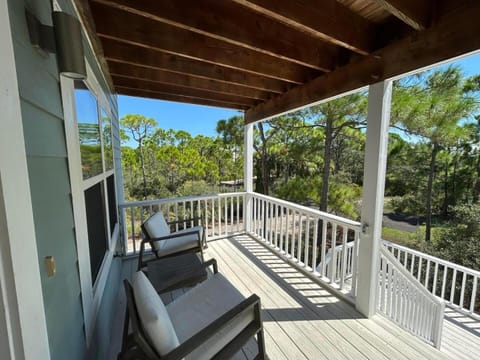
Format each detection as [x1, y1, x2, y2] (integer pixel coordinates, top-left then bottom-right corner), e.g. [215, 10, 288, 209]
[244, 122, 254, 232]
[0, 0, 51, 357]
[356, 80, 392, 317]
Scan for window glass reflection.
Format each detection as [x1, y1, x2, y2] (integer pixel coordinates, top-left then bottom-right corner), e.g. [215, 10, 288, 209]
[101, 109, 114, 171]
[74, 81, 102, 179]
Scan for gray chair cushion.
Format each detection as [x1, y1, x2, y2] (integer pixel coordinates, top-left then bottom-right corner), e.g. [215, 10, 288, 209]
[166, 273, 254, 360]
[132, 271, 180, 356]
[158, 232, 200, 257]
[143, 212, 202, 254]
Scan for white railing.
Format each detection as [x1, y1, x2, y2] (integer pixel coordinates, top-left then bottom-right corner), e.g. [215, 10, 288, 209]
[247, 192, 361, 296]
[377, 247, 445, 349]
[119, 192, 246, 255]
[383, 240, 480, 319]
[317, 242, 356, 283]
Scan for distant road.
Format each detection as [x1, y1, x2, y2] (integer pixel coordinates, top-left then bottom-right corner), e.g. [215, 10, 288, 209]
[383, 212, 422, 233]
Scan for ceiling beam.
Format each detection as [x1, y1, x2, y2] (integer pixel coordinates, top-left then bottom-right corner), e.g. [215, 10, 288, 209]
[117, 87, 249, 110]
[108, 61, 273, 100]
[231, 0, 374, 55]
[371, 0, 430, 30]
[245, 1, 480, 123]
[90, 2, 320, 84]
[92, 0, 339, 71]
[111, 76, 259, 108]
[101, 39, 288, 94]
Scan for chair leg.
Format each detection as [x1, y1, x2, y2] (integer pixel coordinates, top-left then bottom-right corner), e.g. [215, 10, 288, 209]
[256, 328, 266, 359]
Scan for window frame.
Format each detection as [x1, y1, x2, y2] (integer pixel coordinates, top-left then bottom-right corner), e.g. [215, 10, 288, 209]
[61, 61, 119, 345]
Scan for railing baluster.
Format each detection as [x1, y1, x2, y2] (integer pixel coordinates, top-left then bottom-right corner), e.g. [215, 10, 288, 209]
[190, 200, 194, 227]
[450, 269, 457, 305]
[441, 266, 448, 300]
[460, 272, 467, 309]
[330, 223, 338, 282]
[340, 226, 348, 289]
[312, 219, 319, 274]
[130, 207, 135, 254]
[321, 220, 327, 278]
[298, 213, 303, 263]
[211, 198, 215, 237]
[470, 276, 478, 314]
[285, 208, 290, 255]
[279, 206, 284, 252]
[425, 259, 431, 290]
[304, 218, 310, 269]
[432, 263, 439, 296]
[291, 211, 296, 258]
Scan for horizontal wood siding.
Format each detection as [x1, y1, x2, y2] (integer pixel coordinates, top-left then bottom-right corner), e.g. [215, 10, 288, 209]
[8, 0, 86, 358]
[8, 0, 118, 359]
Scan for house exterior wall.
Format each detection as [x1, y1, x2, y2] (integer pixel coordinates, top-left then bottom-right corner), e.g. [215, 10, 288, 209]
[6, 0, 122, 358]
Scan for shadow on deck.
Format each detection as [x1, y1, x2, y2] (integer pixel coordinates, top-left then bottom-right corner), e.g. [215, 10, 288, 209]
[109, 234, 479, 359]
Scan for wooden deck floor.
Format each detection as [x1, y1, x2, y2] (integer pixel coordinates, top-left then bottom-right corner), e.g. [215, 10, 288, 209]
[110, 235, 480, 359]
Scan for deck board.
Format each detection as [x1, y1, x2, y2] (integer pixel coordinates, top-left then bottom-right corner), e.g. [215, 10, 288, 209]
[110, 234, 480, 359]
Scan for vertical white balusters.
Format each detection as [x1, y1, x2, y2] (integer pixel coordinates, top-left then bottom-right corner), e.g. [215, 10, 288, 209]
[340, 226, 348, 289]
[470, 276, 478, 314]
[432, 263, 439, 296]
[321, 220, 327, 278]
[304, 218, 310, 269]
[459, 272, 467, 309]
[450, 269, 457, 305]
[312, 219, 318, 274]
[330, 223, 338, 282]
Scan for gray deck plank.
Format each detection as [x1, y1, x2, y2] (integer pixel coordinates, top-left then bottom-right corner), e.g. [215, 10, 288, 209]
[111, 235, 480, 360]
[211, 238, 377, 360]
[208, 235, 455, 360]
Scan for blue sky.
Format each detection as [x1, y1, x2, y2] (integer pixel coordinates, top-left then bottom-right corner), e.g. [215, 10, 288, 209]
[118, 53, 480, 139]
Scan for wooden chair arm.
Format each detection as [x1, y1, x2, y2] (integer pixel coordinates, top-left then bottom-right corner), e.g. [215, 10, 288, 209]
[162, 294, 262, 360]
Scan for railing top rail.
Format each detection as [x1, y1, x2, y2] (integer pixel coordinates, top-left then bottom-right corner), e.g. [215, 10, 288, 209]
[251, 192, 361, 228]
[383, 240, 480, 277]
[380, 247, 444, 306]
[119, 192, 247, 208]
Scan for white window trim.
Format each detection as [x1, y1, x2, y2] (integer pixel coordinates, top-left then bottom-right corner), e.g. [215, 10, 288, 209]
[61, 60, 119, 345]
[0, 0, 50, 357]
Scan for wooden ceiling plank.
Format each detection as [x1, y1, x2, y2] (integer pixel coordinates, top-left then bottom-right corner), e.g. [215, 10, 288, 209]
[371, 0, 430, 30]
[245, 1, 480, 123]
[231, 0, 375, 55]
[101, 39, 288, 94]
[111, 75, 258, 107]
[117, 86, 248, 110]
[108, 61, 273, 101]
[90, 2, 319, 84]
[92, 0, 338, 71]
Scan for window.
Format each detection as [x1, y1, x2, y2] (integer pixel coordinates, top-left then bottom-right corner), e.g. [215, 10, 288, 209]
[72, 79, 117, 284]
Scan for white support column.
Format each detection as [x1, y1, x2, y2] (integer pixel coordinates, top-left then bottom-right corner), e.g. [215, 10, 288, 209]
[244, 122, 254, 232]
[0, 0, 51, 358]
[356, 81, 392, 318]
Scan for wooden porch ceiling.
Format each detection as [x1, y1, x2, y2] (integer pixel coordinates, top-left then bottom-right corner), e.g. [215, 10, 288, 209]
[79, 0, 480, 122]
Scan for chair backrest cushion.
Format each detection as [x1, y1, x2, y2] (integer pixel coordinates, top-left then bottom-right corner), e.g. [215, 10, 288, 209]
[132, 271, 180, 356]
[143, 212, 170, 252]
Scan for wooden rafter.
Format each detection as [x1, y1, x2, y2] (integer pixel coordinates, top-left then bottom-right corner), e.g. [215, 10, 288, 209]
[108, 61, 273, 101]
[371, 0, 430, 30]
[92, 0, 339, 71]
[245, 1, 480, 123]
[231, 0, 375, 55]
[116, 87, 249, 110]
[112, 76, 259, 108]
[100, 39, 288, 94]
[90, 2, 320, 84]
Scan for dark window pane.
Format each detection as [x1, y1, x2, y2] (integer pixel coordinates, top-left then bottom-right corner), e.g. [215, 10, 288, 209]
[107, 174, 117, 235]
[74, 81, 102, 179]
[101, 109, 113, 171]
[84, 183, 108, 283]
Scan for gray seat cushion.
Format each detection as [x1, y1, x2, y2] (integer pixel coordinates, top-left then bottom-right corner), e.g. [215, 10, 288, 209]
[158, 232, 201, 257]
[166, 274, 254, 360]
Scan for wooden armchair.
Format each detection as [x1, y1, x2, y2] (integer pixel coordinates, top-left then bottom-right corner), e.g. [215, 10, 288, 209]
[119, 269, 266, 360]
[138, 211, 205, 271]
